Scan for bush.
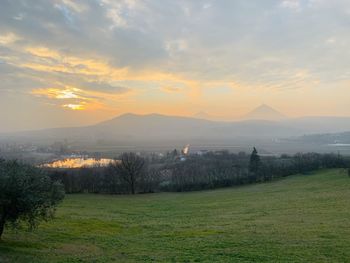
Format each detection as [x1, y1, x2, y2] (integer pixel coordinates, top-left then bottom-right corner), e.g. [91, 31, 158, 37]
[0, 160, 65, 239]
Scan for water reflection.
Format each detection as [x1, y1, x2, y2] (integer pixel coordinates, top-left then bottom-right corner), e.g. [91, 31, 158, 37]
[42, 158, 115, 168]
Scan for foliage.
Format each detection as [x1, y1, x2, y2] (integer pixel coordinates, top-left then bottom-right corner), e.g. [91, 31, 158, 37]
[0, 160, 65, 238]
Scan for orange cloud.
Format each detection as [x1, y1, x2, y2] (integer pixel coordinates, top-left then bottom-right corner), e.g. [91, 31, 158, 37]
[20, 46, 210, 111]
[10, 45, 323, 118]
[24, 46, 128, 77]
[23, 46, 202, 88]
[63, 103, 85, 110]
[31, 85, 132, 111]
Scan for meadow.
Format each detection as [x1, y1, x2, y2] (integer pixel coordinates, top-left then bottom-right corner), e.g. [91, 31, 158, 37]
[1, 169, 349, 262]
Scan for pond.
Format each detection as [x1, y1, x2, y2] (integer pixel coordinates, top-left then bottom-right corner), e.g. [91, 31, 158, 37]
[42, 158, 115, 168]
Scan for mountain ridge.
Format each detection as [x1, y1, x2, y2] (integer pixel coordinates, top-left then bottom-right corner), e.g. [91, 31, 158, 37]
[1, 113, 350, 147]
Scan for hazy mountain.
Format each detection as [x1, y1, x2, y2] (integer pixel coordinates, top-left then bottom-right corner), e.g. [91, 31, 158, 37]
[95, 113, 298, 140]
[243, 104, 287, 121]
[0, 113, 297, 144]
[1, 113, 350, 150]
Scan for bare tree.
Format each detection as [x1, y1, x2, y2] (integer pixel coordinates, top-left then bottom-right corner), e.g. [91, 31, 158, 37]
[114, 152, 145, 194]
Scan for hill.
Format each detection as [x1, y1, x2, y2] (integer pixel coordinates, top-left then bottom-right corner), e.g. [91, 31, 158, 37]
[1, 169, 349, 262]
[243, 104, 287, 121]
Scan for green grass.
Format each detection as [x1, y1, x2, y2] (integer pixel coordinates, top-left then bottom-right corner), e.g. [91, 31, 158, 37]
[1, 169, 350, 262]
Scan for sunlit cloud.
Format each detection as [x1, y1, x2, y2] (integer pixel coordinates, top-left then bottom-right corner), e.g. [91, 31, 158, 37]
[31, 85, 132, 111]
[31, 87, 89, 111]
[62, 103, 85, 110]
[3, 45, 205, 102]
[0, 32, 21, 45]
[25, 47, 61, 60]
[57, 89, 79, 99]
[23, 46, 128, 77]
[31, 87, 81, 100]
[23, 46, 178, 82]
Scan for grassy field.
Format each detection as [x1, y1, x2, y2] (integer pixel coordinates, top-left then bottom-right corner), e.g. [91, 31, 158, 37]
[1, 169, 350, 262]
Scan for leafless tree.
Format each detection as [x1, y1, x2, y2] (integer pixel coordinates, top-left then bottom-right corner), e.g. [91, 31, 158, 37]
[113, 152, 145, 194]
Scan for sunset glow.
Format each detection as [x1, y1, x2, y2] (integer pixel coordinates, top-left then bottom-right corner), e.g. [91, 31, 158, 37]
[0, 0, 349, 131]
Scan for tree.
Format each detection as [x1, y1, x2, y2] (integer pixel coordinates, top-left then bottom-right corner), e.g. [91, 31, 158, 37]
[249, 147, 261, 174]
[166, 149, 178, 160]
[112, 153, 145, 194]
[0, 160, 65, 239]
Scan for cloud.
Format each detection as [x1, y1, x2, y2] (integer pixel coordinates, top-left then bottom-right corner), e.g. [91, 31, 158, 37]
[31, 87, 81, 99]
[280, 0, 301, 10]
[60, 0, 88, 13]
[23, 46, 128, 77]
[82, 81, 129, 93]
[1, 0, 350, 130]
[30, 84, 131, 111]
[0, 32, 21, 45]
[102, 0, 143, 26]
[62, 103, 85, 110]
[165, 39, 188, 57]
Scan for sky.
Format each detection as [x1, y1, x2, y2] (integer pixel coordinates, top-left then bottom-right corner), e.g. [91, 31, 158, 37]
[0, 0, 350, 132]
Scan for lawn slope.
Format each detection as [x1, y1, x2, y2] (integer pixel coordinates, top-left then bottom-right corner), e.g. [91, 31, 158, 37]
[1, 169, 350, 262]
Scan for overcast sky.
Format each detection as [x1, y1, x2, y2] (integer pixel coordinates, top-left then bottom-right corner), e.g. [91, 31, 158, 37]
[0, 0, 350, 132]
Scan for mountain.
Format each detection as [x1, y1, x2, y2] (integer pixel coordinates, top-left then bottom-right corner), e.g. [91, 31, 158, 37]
[2, 113, 350, 153]
[243, 104, 287, 121]
[0, 113, 298, 144]
[94, 113, 297, 140]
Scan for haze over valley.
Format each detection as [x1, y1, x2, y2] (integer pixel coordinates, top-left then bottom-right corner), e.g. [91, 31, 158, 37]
[1, 104, 350, 159]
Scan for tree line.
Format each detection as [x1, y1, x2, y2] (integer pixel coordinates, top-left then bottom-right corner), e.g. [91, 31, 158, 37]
[48, 150, 350, 194]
